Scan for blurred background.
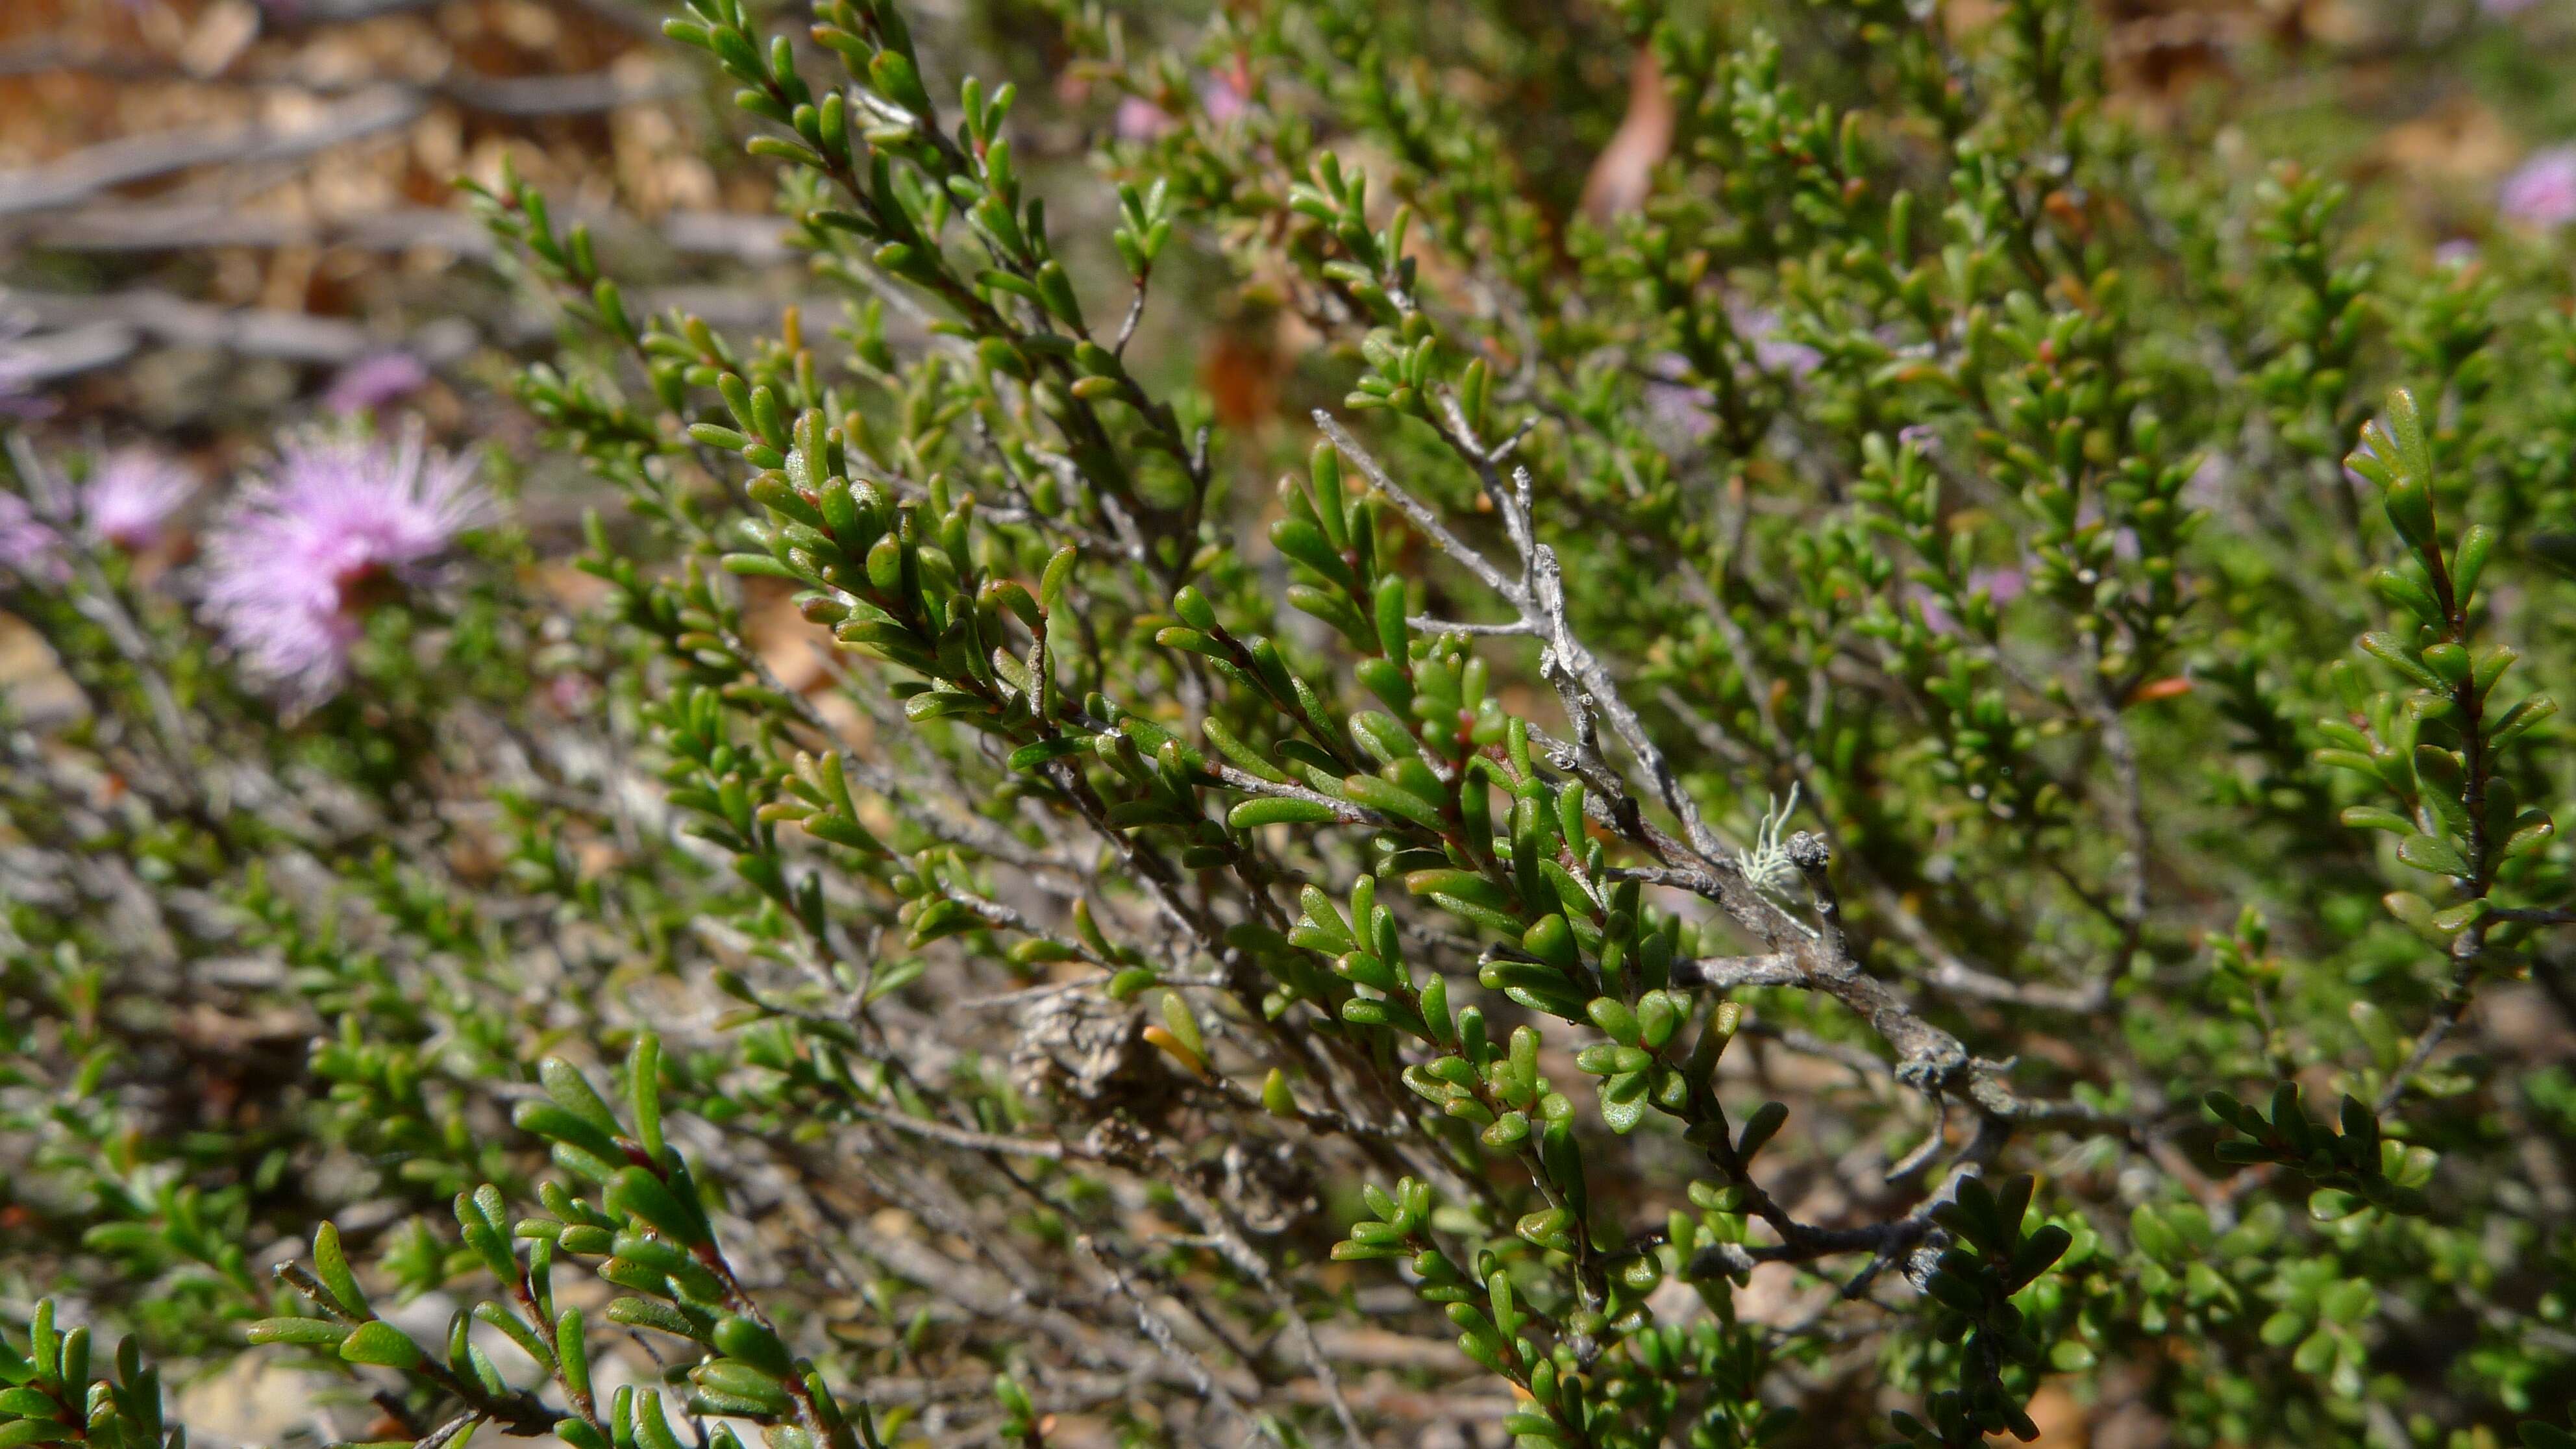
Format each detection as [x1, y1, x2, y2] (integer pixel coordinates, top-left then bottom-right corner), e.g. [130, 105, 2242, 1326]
[5, 0, 2574, 474]
[6, 0, 2570, 721]
[1, 0, 785, 494]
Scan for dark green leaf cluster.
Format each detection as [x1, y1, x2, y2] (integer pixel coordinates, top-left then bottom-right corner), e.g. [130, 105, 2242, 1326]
[2204, 1084, 2434, 1219]
[1, 1304, 180, 1449]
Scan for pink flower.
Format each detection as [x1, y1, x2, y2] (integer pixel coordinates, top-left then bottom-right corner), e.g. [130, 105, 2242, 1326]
[547, 673, 598, 714]
[322, 351, 430, 415]
[2184, 453, 2230, 511]
[1914, 569, 2024, 638]
[1114, 71, 1248, 142]
[1642, 315, 1820, 443]
[1198, 70, 1249, 126]
[1642, 352, 1716, 444]
[1113, 96, 1176, 143]
[0, 491, 64, 580]
[1729, 304, 1822, 379]
[2499, 147, 2576, 230]
[1970, 566, 2027, 604]
[201, 425, 494, 704]
[81, 448, 197, 550]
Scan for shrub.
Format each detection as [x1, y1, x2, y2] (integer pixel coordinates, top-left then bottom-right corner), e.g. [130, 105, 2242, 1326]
[5, 1, 2575, 1446]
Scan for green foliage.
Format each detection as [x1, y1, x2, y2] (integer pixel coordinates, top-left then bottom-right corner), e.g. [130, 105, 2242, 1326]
[5, 0, 2576, 1446]
[0, 1303, 181, 1449]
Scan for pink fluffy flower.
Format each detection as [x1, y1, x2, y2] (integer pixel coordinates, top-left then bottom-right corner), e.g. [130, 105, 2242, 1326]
[0, 491, 63, 580]
[2499, 147, 2576, 230]
[80, 448, 197, 551]
[201, 426, 494, 705]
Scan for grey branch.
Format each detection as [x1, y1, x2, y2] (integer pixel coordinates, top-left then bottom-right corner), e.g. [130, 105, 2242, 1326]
[6, 286, 464, 368]
[1670, 954, 1805, 989]
[11, 203, 791, 265]
[1315, 410, 1731, 863]
[0, 88, 425, 219]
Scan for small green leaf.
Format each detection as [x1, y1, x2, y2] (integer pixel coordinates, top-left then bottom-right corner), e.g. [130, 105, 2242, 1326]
[1039, 545, 1078, 612]
[1735, 1101, 1790, 1161]
[1586, 997, 1639, 1046]
[312, 1222, 369, 1317]
[246, 1319, 350, 1348]
[605, 1168, 707, 1245]
[338, 1322, 422, 1370]
[1228, 796, 1344, 828]
[1159, 991, 1203, 1056]
[2395, 832, 2470, 877]
[628, 1033, 665, 1164]
[712, 1315, 795, 1380]
[540, 1058, 625, 1139]
[1006, 736, 1091, 770]
[1343, 774, 1446, 832]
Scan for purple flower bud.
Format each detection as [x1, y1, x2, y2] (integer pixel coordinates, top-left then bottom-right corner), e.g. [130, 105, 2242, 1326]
[201, 425, 495, 705]
[322, 351, 432, 416]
